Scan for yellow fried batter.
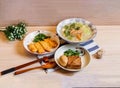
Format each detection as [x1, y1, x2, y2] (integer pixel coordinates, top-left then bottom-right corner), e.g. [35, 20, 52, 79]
[44, 38, 57, 48]
[39, 41, 51, 52]
[28, 43, 37, 52]
[34, 42, 45, 53]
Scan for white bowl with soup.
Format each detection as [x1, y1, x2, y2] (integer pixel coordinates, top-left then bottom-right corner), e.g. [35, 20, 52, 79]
[56, 18, 97, 43]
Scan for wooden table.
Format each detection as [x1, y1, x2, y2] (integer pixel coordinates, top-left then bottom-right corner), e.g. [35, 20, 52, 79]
[0, 26, 120, 88]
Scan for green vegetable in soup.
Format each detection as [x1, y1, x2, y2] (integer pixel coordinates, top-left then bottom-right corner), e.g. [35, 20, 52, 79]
[63, 22, 83, 37]
[64, 25, 69, 30]
[64, 28, 70, 36]
[80, 25, 93, 41]
[70, 23, 75, 29]
[62, 22, 93, 42]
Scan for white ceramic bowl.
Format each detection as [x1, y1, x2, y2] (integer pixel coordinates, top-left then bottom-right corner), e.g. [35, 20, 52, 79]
[23, 30, 60, 55]
[56, 18, 97, 44]
[54, 44, 91, 71]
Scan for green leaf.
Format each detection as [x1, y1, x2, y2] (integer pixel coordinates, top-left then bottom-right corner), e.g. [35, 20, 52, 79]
[64, 49, 80, 56]
[3, 22, 27, 41]
[33, 33, 50, 42]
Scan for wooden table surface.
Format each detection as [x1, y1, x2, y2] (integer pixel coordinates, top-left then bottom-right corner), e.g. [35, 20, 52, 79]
[0, 26, 120, 88]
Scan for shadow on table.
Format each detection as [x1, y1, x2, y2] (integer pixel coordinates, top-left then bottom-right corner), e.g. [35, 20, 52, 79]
[15, 40, 36, 60]
[55, 68, 79, 76]
[0, 32, 10, 42]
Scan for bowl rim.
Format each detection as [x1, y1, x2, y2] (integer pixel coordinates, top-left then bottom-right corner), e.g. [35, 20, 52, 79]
[23, 30, 60, 55]
[54, 44, 91, 71]
[56, 18, 97, 44]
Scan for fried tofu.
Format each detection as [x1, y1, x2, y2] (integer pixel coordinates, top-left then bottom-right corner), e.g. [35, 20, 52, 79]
[34, 42, 45, 53]
[28, 37, 57, 54]
[69, 57, 81, 69]
[67, 56, 81, 69]
[44, 38, 58, 48]
[28, 43, 37, 52]
[39, 41, 51, 52]
[67, 56, 79, 66]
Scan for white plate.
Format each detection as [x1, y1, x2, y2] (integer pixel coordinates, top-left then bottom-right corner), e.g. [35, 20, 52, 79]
[23, 30, 60, 55]
[56, 18, 97, 43]
[54, 44, 91, 71]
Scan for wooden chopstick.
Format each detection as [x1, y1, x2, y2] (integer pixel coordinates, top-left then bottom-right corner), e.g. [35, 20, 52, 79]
[14, 62, 56, 75]
[0, 56, 49, 75]
[14, 66, 43, 75]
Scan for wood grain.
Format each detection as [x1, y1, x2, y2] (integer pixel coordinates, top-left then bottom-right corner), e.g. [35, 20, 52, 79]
[0, 0, 120, 26]
[0, 26, 120, 88]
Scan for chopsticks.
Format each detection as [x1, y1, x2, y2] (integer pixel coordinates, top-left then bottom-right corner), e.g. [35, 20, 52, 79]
[0, 56, 49, 76]
[14, 62, 56, 75]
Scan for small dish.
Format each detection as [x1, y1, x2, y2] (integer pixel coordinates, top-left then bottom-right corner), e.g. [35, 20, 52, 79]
[56, 18, 97, 44]
[23, 30, 60, 55]
[54, 44, 91, 71]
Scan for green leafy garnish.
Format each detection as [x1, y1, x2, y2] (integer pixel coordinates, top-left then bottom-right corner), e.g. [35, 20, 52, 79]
[64, 28, 70, 36]
[64, 49, 80, 56]
[70, 23, 75, 29]
[64, 25, 69, 29]
[0, 22, 27, 41]
[33, 33, 50, 42]
[63, 22, 82, 37]
[75, 27, 80, 30]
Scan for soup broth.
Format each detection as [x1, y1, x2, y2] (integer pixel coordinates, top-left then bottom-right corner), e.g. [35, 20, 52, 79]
[61, 22, 94, 42]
